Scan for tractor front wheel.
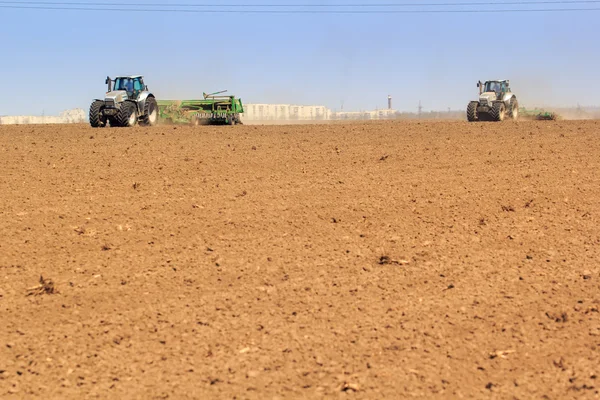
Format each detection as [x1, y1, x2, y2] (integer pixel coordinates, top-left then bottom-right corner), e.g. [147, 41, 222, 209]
[491, 102, 506, 122]
[117, 101, 138, 127]
[89, 100, 107, 128]
[467, 101, 479, 122]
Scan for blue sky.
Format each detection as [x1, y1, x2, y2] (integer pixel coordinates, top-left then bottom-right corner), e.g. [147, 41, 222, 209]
[1, 1, 599, 115]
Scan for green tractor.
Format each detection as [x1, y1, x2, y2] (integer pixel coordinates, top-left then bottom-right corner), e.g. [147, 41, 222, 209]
[89, 75, 159, 128]
[158, 91, 244, 126]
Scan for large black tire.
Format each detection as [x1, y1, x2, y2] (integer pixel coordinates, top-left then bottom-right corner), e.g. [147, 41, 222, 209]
[116, 101, 138, 127]
[508, 97, 519, 120]
[89, 100, 107, 128]
[490, 102, 506, 122]
[140, 96, 158, 126]
[227, 115, 236, 126]
[467, 101, 479, 122]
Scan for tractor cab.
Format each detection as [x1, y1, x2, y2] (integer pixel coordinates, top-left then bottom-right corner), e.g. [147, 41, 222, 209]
[107, 76, 147, 99]
[479, 80, 510, 100]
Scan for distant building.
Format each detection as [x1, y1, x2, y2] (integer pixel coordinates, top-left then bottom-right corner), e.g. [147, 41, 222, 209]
[332, 109, 397, 120]
[242, 104, 331, 121]
[241, 104, 402, 122]
[0, 108, 86, 125]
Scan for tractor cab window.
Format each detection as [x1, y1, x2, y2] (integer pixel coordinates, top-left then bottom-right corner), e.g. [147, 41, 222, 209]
[113, 77, 143, 93]
[133, 78, 144, 92]
[114, 78, 134, 92]
[484, 81, 501, 93]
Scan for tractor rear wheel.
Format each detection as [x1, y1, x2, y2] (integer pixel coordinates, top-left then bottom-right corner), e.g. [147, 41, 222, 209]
[89, 100, 107, 128]
[140, 97, 158, 126]
[117, 101, 138, 127]
[490, 102, 506, 122]
[509, 98, 519, 120]
[467, 101, 479, 122]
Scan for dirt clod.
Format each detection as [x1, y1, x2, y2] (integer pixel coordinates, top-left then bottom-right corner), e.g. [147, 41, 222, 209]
[26, 276, 57, 296]
[340, 382, 360, 392]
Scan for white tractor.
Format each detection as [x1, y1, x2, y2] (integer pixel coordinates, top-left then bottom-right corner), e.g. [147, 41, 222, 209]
[89, 76, 158, 128]
[467, 80, 519, 122]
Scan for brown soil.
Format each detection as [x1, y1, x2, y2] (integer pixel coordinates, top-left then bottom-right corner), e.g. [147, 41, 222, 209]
[1, 120, 599, 399]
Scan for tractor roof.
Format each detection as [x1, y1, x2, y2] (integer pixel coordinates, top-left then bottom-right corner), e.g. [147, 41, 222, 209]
[115, 75, 143, 79]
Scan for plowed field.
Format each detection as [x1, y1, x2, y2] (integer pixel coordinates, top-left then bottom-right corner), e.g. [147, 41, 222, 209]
[1, 120, 599, 399]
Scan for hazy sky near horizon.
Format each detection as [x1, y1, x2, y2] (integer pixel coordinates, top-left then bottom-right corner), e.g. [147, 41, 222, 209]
[1, 1, 599, 116]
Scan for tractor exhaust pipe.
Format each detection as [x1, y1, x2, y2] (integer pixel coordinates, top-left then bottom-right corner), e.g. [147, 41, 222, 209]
[478, 80, 483, 95]
[105, 76, 112, 93]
